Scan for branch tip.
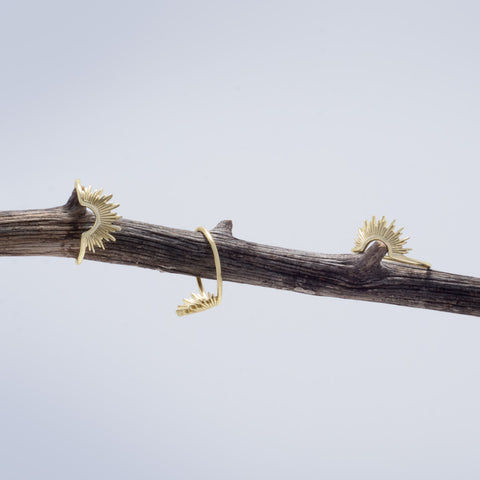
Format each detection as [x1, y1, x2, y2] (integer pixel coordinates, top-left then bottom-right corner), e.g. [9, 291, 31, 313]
[212, 219, 233, 236]
[64, 188, 85, 215]
[357, 241, 388, 270]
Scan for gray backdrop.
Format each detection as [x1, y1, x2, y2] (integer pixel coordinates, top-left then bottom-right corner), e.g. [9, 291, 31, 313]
[1, 1, 479, 479]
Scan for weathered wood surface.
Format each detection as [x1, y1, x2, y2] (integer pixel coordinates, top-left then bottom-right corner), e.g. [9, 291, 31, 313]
[0, 190, 479, 316]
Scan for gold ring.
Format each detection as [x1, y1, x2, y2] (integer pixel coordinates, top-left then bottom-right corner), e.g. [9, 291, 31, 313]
[176, 226, 223, 316]
[75, 179, 121, 264]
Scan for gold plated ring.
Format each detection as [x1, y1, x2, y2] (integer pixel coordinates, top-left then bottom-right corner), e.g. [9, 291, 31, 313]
[75, 179, 122, 265]
[352, 216, 430, 268]
[176, 227, 223, 316]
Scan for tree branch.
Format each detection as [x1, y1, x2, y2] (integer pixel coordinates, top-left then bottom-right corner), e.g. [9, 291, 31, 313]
[1, 190, 479, 317]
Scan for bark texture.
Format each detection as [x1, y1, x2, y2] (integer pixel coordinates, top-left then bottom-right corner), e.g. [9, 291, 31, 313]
[0, 190, 479, 317]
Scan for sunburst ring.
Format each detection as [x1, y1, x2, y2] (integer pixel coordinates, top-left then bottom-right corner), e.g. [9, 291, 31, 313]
[352, 216, 430, 269]
[75, 179, 122, 264]
[176, 227, 223, 316]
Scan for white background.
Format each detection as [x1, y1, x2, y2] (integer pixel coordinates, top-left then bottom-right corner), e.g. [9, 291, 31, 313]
[1, 1, 479, 478]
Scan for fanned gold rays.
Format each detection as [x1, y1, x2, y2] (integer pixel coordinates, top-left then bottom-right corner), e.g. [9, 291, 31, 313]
[75, 179, 121, 264]
[176, 227, 223, 316]
[177, 289, 219, 316]
[352, 216, 430, 268]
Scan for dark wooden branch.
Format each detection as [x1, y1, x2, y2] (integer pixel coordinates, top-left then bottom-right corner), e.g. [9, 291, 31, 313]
[0, 190, 479, 317]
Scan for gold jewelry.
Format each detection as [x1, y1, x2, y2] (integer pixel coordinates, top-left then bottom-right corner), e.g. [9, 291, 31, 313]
[352, 216, 430, 269]
[176, 227, 223, 316]
[75, 179, 122, 265]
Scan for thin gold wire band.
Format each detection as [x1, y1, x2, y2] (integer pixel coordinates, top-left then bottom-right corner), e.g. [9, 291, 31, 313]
[176, 226, 223, 316]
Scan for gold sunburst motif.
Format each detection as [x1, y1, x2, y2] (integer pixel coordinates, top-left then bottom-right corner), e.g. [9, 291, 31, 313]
[176, 227, 223, 316]
[176, 289, 220, 316]
[75, 179, 122, 264]
[352, 216, 430, 268]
